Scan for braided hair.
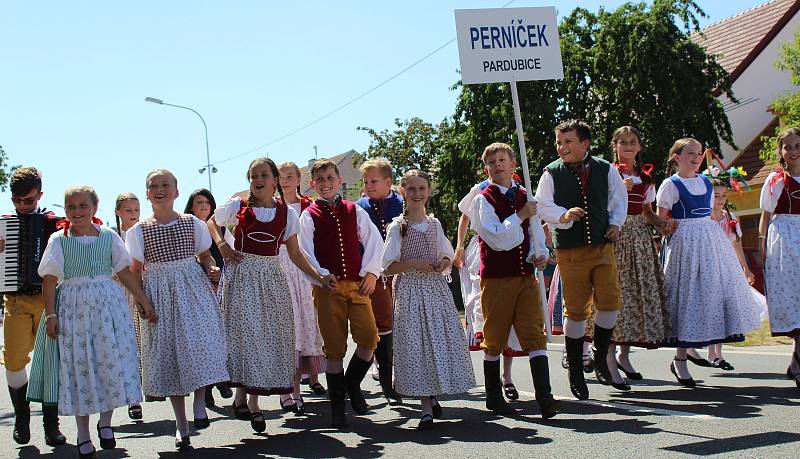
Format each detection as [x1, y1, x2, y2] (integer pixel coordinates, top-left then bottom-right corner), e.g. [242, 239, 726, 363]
[398, 169, 432, 238]
[247, 157, 282, 208]
[611, 126, 652, 187]
[776, 127, 800, 169]
[114, 192, 139, 236]
[277, 161, 303, 202]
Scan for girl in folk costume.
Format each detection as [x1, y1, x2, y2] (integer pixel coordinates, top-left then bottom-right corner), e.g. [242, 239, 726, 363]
[126, 169, 229, 450]
[759, 127, 800, 388]
[454, 174, 526, 402]
[184, 188, 235, 409]
[208, 158, 335, 433]
[275, 162, 327, 414]
[656, 138, 762, 387]
[586, 127, 672, 389]
[32, 186, 156, 458]
[382, 170, 475, 429]
[113, 192, 148, 420]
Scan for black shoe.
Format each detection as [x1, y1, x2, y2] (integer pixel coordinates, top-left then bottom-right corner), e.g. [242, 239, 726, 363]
[309, 382, 327, 395]
[530, 355, 561, 420]
[175, 435, 191, 451]
[483, 359, 516, 415]
[96, 422, 116, 450]
[670, 359, 696, 388]
[711, 359, 734, 371]
[686, 353, 713, 368]
[295, 398, 306, 416]
[7, 384, 31, 444]
[345, 354, 372, 415]
[280, 397, 297, 413]
[77, 439, 97, 458]
[565, 337, 589, 400]
[788, 352, 800, 388]
[127, 403, 143, 420]
[250, 411, 266, 433]
[205, 385, 216, 408]
[232, 401, 251, 420]
[217, 383, 233, 399]
[327, 372, 348, 428]
[616, 360, 643, 380]
[375, 333, 403, 405]
[301, 377, 311, 385]
[611, 380, 632, 391]
[194, 417, 210, 430]
[503, 383, 519, 401]
[42, 405, 67, 446]
[417, 413, 434, 430]
[430, 396, 442, 419]
[591, 325, 615, 386]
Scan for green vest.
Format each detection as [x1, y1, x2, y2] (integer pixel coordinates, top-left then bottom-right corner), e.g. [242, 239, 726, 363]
[545, 156, 610, 249]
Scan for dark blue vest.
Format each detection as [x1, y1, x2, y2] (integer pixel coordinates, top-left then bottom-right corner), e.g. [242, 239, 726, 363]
[356, 191, 404, 241]
[669, 175, 712, 219]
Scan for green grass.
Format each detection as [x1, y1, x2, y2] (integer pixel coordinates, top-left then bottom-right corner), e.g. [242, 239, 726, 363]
[728, 320, 794, 347]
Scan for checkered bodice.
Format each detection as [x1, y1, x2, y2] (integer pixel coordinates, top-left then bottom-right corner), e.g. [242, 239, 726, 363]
[399, 218, 438, 262]
[141, 214, 195, 263]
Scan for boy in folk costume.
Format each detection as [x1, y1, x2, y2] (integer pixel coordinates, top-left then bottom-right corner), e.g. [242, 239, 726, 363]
[298, 159, 384, 428]
[356, 158, 403, 405]
[0, 167, 67, 447]
[468, 142, 560, 419]
[535, 120, 628, 400]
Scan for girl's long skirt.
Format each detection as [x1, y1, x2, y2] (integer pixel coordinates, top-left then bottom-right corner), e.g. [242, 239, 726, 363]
[222, 253, 295, 395]
[662, 217, 762, 347]
[394, 271, 475, 396]
[765, 214, 800, 337]
[140, 258, 229, 397]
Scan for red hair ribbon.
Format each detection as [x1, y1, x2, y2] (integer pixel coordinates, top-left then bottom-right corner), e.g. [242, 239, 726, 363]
[641, 164, 654, 176]
[768, 167, 786, 195]
[512, 173, 522, 183]
[727, 217, 739, 233]
[56, 217, 103, 237]
[613, 162, 629, 173]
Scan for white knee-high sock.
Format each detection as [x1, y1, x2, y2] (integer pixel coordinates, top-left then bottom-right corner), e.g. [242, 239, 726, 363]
[483, 353, 501, 362]
[594, 310, 619, 329]
[6, 369, 27, 389]
[564, 318, 587, 339]
[674, 348, 692, 379]
[169, 396, 189, 438]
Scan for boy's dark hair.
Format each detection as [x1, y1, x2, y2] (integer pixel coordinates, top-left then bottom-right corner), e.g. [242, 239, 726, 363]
[10, 166, 43, 196]
[183, 188, 217, 221]
[310, 159, 340, 177]
[554, 120, 592, 142]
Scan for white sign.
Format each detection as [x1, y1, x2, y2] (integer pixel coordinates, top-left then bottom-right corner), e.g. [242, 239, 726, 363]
[454, 7, 564, 84]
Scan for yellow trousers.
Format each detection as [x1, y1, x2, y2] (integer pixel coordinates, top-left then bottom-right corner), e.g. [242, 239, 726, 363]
[479, 276, 546, 356]
[555, 243, 622, 321]
[312, 281, 379, 360]
[2, 293, 45, 372]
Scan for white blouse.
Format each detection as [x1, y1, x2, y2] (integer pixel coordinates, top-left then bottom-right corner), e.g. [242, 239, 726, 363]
[759, 171, 800, 213]
[380, 217, 454, 275]
[125, 214, 212, 263]
[213, 198, 300, 242]
[37, 225, 132, 280]
[656, 175, 715, 210]
[622, 174, 656, 204]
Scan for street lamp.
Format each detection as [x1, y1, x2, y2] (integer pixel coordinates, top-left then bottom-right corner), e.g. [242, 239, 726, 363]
[144, 97, 216, 191]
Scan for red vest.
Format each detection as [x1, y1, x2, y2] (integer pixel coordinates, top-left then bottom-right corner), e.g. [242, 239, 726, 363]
[774, 173, 800, 215]
[627, 182, 650, 215]
[306, 200, 362, 281]
[478, 185, 533, 278]
[233, 199, 287, 256]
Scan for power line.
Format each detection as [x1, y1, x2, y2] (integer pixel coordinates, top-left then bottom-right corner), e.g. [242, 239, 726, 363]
[210, 0, 517, 167]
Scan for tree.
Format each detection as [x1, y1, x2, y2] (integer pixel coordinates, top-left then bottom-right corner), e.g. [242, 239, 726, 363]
[0, 146, 14, 192]
[760, 30, 800, 162]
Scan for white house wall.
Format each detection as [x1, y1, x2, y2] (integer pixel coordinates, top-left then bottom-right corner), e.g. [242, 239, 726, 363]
[717, 11, 800, 165]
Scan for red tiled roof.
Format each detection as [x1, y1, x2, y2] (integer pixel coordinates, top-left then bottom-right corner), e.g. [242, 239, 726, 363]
[729, 116, 781, 185]
[692, 0, 799, 83]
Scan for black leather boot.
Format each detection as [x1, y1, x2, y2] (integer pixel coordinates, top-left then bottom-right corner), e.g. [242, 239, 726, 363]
[374, 334, 403, 405]
[344, 354, 372, 415]
[42, 404, 67, 446]
[565, 336, 589, 400]
[483, 359, 515, 415]
[326, 372, 348, 428]
[529, 356, 561, 419]
[8, 384, 31, 444]
[592, 325, 615, 386]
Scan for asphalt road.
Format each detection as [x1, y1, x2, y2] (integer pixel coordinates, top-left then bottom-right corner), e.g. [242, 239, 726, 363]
[1, 336, 799, 458]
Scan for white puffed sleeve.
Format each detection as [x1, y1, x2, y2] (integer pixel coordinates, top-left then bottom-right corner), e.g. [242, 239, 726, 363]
[191, 215, 213, 254]
[380, 220, 402, 271]
[434, 217, 455, 262]
[214, 198, 243, 227]
[125, 224, 145, 263]
[760, 172, 782, 213]
[283, 206, 300, 241]
[110, 230, 133, 274]
[37, 231, 65, 279]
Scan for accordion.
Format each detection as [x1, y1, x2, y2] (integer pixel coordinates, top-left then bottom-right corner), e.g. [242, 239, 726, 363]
[0, 213, 60, 294]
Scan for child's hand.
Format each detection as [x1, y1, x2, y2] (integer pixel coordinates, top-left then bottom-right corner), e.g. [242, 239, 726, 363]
[46, 316, 59, 339]
[663, 219, 679, 236]
[219, 243, 243, 264]
[139, 302, 159, 324]
[0, 238, 5, 254]
[623, 178, 635, 191]
[744, 269, 755, 286]
[560, 207, 586, 223]
[414, 260, 435, 273]
[453, 247, 465, 268]
[532, 255, 547, 270]
[516, 201, 537, 220]
[207, 266, 221, 283]
[433, 259, 451, 273]
[359, 273, 377, 296]
[605, 225, 621, 242]
[320, 274, 338, 291]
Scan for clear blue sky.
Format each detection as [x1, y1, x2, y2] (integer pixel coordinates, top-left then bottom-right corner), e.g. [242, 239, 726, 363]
[0, 1, 768, 223]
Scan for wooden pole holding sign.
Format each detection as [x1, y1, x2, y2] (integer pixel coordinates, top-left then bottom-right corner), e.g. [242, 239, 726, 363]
[509, 80, 551, 339]
[455, 7, 563, 341]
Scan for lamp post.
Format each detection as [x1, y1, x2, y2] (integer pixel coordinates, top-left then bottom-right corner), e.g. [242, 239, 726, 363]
[144, 97, 216, 191]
